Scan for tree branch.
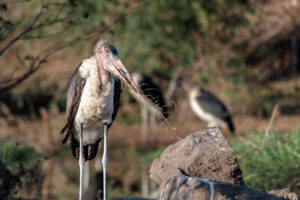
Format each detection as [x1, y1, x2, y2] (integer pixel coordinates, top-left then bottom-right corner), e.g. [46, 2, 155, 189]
[0, 0, 142, 94]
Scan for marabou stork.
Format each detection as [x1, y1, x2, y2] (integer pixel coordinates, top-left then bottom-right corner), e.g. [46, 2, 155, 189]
[61, 39, 139, 200]
[171, 75, 235, 133]
[129, 72, 168, 142]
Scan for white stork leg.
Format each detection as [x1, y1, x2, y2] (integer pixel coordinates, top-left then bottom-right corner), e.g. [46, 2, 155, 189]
[83, 161, 90, 195]
[102, 124, 108, 200]
[79, 123, 85, 200]
[141, 105, 148, 142]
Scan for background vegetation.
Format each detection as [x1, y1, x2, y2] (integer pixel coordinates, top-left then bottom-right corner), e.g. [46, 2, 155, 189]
[232, 129, 300, 192]
[0, 0, 299, 199]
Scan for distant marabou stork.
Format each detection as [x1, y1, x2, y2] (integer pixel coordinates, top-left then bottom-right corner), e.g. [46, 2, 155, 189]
[61, 39, 139, 200]
[129, 72, 168, 142]
[171, 75, 235, 133]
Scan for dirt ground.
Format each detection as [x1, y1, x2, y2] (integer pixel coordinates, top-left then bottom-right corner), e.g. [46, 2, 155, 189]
[1, 105, 299, 152]
[0, 102, 299, 199]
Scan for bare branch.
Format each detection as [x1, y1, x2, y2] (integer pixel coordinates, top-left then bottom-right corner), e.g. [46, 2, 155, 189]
[0, 0, 32, 4]
[0, 74, 15, 84]
[0, 3, 44, 56]
[16, 51, 26, 66]
[21, 31, 66, 40]
[0, 16, 119, 93]
[0, 58, 45, 93]
[0, 0, 142, 94]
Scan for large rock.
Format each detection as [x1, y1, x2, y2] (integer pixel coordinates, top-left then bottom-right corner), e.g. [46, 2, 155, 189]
[114, 198, 154, 200]
[269, 188, 299, 200]
[149, 127, 244, 191]
[159, 176, 281, 200]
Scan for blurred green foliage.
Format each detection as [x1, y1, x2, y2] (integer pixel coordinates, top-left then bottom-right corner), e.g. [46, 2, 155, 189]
[4, 0, 296, 119]
[0, 141, 46, 199]
[0, 141, 46, 172]
[118, 112, 141, 125]
[142, 148, 164, 165]
[69, 0, 252, 75]
[231, 129, 300, 192]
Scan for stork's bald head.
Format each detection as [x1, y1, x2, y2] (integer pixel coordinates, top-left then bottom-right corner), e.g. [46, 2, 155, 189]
[94, 39, 139, 93]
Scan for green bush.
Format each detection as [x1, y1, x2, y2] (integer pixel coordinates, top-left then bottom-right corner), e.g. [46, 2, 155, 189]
[0, 141, 47, 198]
[231, 129, 300, 192]
[0, 141, 46, 172]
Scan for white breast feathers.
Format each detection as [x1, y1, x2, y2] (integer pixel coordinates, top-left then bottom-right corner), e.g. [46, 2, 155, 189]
[75, 57, 115, 145]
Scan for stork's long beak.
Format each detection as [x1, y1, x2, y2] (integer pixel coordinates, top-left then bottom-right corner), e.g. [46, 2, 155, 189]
[104, 57, 139, 94]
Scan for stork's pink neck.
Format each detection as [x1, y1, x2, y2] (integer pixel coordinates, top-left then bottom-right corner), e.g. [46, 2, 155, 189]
[96, 57, 110, 87]
[95, 46, 112, 86]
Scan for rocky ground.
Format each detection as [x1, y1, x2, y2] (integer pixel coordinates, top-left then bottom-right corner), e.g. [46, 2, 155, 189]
[150, 128, 299, 200]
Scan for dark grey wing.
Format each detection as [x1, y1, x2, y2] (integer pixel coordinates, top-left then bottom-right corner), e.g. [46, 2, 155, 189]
[61, 62, 86, 143]
[197, 89, 234, 132]
[138, 74, 168, 118]
[108, 77, 122, 129]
